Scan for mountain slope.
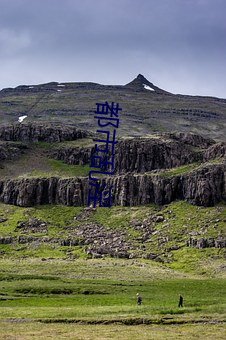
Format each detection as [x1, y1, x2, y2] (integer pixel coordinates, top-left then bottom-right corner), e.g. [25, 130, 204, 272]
[0, 74, 226, 140]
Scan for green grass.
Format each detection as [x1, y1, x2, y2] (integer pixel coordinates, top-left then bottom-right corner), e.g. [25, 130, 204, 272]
[21, 160, 90, 178]
[0, 140, 93, 179]
[0, 255, 225, 337]
[0, 258, 225, 327]
[168, 247, 225, 275]
[28, 205, 82, 225]
[0, 201, 225, 276]
[0, 204, 82, 236]
[157, 163, 200, 177]
[91, 204, 159, 229]
[0, 322, 225, 340]
[0, 204, 28, 235]
[151, 159, 224, 178]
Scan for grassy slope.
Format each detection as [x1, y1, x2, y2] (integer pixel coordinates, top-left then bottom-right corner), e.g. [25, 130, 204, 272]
[0, 141, 92, 179]
[0, 201, 225, 276]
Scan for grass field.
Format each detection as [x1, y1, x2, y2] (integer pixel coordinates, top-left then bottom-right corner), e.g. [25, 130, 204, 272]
[0, 322, 225, 339]
[0, 257, 225, 339]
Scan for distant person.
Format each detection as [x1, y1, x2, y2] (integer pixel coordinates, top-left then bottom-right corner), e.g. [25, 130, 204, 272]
[136, 293, 142, 306]
[178, 294, 183, 308]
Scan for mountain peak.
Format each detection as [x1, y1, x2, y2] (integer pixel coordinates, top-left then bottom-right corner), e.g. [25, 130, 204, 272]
[125, 74, 171, 94]
[137, 73, 147, 80]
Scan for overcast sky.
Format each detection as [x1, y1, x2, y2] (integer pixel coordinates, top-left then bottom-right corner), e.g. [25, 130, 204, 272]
[0, 0, 225, 97]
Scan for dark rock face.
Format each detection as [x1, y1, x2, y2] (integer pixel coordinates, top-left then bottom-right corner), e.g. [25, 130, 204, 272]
[0, 164, 225, 207]
[50, 146, 94, 166]
[203, 142, 226, 160]
[0, 129, 225, 208]
[181, 165, 226, 206]
[165, 132, 215, 149]
[0, 124, 89, 142]
[0, 177, 90, 207]
[187, 237, 226, 248]
[0, 142, 28, 161]
[50, 136, 203, 173]
[0, 237, 13, 244]
[113, 138, 202, 174]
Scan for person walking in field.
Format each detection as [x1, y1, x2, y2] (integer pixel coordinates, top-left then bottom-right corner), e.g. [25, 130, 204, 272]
[136, 293, 142, 306]
[178, 294, 183, 307]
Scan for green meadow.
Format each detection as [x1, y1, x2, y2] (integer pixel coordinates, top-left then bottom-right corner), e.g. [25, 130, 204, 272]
[0, 257, 225, 339]
[0, 201, 225, 338]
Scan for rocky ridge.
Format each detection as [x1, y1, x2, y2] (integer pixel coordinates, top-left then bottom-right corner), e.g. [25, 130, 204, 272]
[50, 136, 207, 174]
[0, 125, 226, 208]
[0, 123, 89, 142]
[0, 162, 225, 207]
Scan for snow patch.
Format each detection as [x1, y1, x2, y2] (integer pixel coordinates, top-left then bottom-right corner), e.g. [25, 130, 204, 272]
[143, 84, 155, 91]
[18, 115, 27, 123]
[57, 89, 62, 92]
[29, 86, 34, 89]
[57, 84, 65, 87]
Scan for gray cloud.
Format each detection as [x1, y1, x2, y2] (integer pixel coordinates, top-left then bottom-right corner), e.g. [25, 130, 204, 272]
[0, 0, 225, 97]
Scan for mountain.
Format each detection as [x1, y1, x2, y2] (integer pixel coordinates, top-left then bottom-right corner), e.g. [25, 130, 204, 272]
[0, 75, 225, 267]
[0, 74, 226, 140]
[125, 73, 171, 94]
[0, 74, 226, 210]
[0, 73, 225, 336]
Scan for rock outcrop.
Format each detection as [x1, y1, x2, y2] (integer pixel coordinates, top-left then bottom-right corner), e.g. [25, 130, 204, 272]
[50, 136, 204, 174]
[0, 164, 225, 207]
[203, 142, 226, 160]
[0, 123, 89, 142]
[0, 129, 225, 208]
[164, 132, 215, 149]
[0, 142, 28, 161]
[113, 138, 202, 174]
[187, 237, 226, 248]
[50, 133, 226, 176]
[51, 146, 94, 166]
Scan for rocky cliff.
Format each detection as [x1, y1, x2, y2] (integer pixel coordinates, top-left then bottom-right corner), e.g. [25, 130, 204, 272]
[50, 135, 205, 173]
[203, 142, 226, 160]
[50, 133, 226, 174]
[0, 123, 89, 142]
[0, 163, 225, 207]
[0, 126, 225, 208]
